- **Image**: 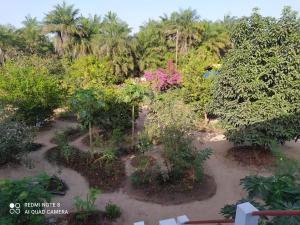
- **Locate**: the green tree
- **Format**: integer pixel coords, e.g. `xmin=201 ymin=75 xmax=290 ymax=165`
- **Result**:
xmin=120 ymin=80 xmax=148 ymax=144
xmin=0 ymin=62 xmax=63 ymax=124
xmin=70 ymin=88 xmax=105 ymax=152
xmin=64 ymin=55 xmax=114 ymax=94
xmin=211 ymin=7 xmax=300 ymax=149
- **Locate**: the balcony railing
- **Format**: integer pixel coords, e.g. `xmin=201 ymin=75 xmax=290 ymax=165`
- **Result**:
xmin=134 ymin=202 xmax=300 ymax=225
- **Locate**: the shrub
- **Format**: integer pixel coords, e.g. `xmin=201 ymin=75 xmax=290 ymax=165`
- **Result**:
xmin=144 ymin=60 xmax=181 ymax=91
xmin=0 ymin=62 xmax=63 ymax=124
xmin=211 ymin=8 xmax=300 ymax=149
xmin=131 ymin=160 xmax=160 ymax=186
xmin=145 ymin=91 xmax=196 ymax=142
xmin=162 ymin=127 xmax=212 ymax=182
xmin=74 ymin=188 xmax=100 ymax=220
xmin=0 ymin=120 xmax=35 ymax=165
xmin=105 ymin=201 xmax=121 ymax=219
xmin=54 ymin=131 xmax=73 ymax=163
xmin=0 ymin=175 xmax=52 ymax=225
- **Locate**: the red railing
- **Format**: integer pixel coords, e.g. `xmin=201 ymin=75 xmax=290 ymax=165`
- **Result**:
xmin=185 ymin=219 xmax=234 ymax=224
xmin=184 ymin=210 xmax=300 ymax=224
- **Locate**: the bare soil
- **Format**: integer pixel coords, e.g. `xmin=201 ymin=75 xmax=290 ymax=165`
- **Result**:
xmin=125 ymin=174 xmax=216 ymax=205
xmin=46 ymin=147 xmax=126 ymax=192
xmin=50 ymin=127 xmax=86 ymax=144
xmin=226 ymin=146 xmax=276 ymax=168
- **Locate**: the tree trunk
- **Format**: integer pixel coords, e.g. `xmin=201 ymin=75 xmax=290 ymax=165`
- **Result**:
xmin=89 ymin=121 xmax=93 ymax=153
xmin=204 ymin=112 xmax=209 ymax=124
xmin=132 ymin=104 xmax=135 ymax=146
xmin=175 ymin=30 xmax=179 ymax=68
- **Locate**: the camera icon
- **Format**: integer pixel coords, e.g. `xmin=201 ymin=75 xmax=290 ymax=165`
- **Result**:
xmin=9 ymin=203 xmax=21 ymax=214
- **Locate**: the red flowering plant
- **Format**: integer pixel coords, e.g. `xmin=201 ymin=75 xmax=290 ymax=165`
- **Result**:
xmin=144 ymin=60 xmax=182 ymax=91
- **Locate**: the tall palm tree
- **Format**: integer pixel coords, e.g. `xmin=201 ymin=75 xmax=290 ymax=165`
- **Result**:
xmin=19 ymin=15 xmax=53 ymax=54
xmin=162 ymin=9 xmax=204 ymax=54
xmin=43 ymin=1 xmax=79 ymax=56
xmin=73 ymin=15 xmax=101 ymax=56
xmin=93 ymin=11 xmax=134 ymax=80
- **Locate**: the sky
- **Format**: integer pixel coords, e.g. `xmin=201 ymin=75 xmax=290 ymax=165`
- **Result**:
xmin=0 ymin=0 xmax=299 ymax=33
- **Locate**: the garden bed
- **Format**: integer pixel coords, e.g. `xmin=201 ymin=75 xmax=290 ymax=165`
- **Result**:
xmin=125 ymin=174 xmax=216 ymax=205
xmin=226 ymin=146 xmax=276 ymax=167
xmin=45 ymin=147 xmax=125 ymax=192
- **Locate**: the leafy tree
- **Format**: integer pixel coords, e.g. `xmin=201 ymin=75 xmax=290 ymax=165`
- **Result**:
xmin=0 ymin=62 xmax=63 ymax=124
xmin=211 ymin=7 xmax=300 ymax=149
xmin=70 ymin=88 xmax=105 ymax=151
xmin=120 ymin=80 xmax=148 ymax=143
xmin=64 ymin=55 xmax=114 ymax=94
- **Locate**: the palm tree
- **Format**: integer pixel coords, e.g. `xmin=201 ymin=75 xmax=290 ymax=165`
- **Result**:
xmin=93 ymin=11 xmax=134 ymax=80
xmin=201 ymin=20 xmax=232 ymax=58
xmin=161 ymin=9 xmax=204 ymax=65
xmin=19 ymin=15 xmax=53 ymax=54
xmin=43 ymin=1 xmax=79 ymax=56
xmin=73 ymin=15 xmax=101 ymax=56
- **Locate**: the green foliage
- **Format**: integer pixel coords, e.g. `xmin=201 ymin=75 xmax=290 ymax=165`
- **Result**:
xmin=105 ymin=201 xmax=121 ymax=219
xmin=55 ymin=131 xmax=73 ymax=163
xmin=0 ymin=62 xmax=63 ymax=124
xmin=162 ymin=127 xmax=212 ymax=181
xmin=221 ymin=173 xmax=300 ymax=225
xmin=64 ymin=55 xmax=114 ymax=94
xmin=180 ymin=47 xmax=219 ymax=116
xmin=131 ymin=159 xmax=160 ymax=186
xmin=137 ymin=131 xmax=152 ymax=154
xmin=0 ymin=175 xmax=52 ymax=225
xmin=0 ymin=120 xmax=35 ymax=165
xmin=70 ymin=87 xmax=105 ymax=127
xmin=94 ymin=86 xmax=133 ymax=131
xmin=74 ymin=188 xmax=100 ymax=219
xmin=212 ymin=7 xmax=300 ymax=149
xmin=145 ymin=91 xmax=196 ymax=141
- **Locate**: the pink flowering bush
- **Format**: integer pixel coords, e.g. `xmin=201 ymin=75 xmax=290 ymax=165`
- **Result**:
xmin=144 ymin=60 xmax=182 ymax=90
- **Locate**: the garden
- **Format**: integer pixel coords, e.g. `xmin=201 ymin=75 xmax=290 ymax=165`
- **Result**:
xmin=0 ymin=2 xmax=299 ymax=225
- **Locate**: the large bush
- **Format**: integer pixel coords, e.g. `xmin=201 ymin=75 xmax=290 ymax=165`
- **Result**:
xmin=0 ymin=62 xmax=63 ymax=124
xmin=0 ymin=119 xmax=35 ymax=165
xmin=211 ymin=7 xmax=300 ymax=149
xmin=0 ymin=175 xmax=52 ymax=225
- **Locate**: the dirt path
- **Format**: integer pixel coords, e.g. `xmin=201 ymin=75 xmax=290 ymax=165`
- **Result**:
xmin=0 ymin=114 xmax=299 ymax=225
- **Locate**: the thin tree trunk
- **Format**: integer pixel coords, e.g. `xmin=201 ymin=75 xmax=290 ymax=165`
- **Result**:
xmin=132 ymin=104 xmax=135 ymax=146
xmin=89 ymin=121 xmax=93 ymax=153
xmin=175 ymin=30 xmax=179 ymax=68
xmin=204 ymin=112 xmax=209 ymax=124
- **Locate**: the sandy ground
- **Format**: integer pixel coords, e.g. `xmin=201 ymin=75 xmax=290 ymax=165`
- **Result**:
xmin=0 ymin=113 xmax=299 ymax=225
